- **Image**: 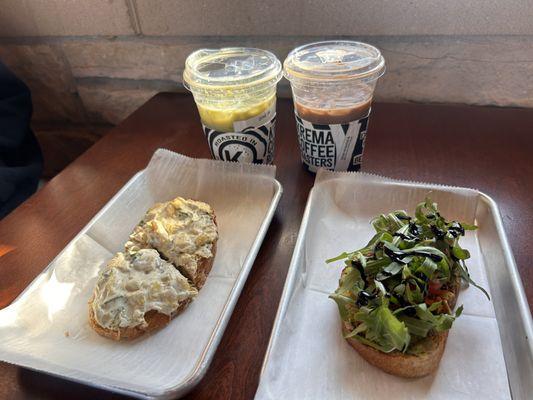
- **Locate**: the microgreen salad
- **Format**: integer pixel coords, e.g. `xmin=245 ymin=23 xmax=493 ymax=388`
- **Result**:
xmin=327 ymin=198 xmax=489 ymax=355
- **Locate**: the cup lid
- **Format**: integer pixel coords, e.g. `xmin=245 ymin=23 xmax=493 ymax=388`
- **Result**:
xmin=284 ymin=41 xmax=385 ymax=83
xmin=183 ymin=47 xmax=282 ymax=91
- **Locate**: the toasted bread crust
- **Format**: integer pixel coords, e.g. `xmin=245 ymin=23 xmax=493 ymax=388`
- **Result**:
xmin=188 ymin=215 xmax=217 ymax=289
xmin=343 ymin=321 xmax=448 ymax=378
xmin=193 ymin=240 xmax=216 ymax=289
xmin=149 ymin=218 xmax=217 ymax=289
xmin=88 ymin=297 xmax=192 ymax=341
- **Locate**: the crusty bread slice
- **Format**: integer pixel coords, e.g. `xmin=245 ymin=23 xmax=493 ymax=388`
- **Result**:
xmin=341 ymin=276 xmax=460 ymax=378
xmin=89 ymin=296 xmax=192 ymax=341
xmin=342 ymin=321 xmax=448 ymax=378
xmin=88 ymin=242 xmax=217 ymax=341
xmin=126 ymin=203 xmax=218 ymax=290
xmin=89 ymin=241 xmax=217 ymax=341
xmin=126 ymin=227 xmax=217 ymax=289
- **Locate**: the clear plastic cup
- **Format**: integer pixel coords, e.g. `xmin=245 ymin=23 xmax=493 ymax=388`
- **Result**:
xmin=183 ymin=48 xmax=282 ymax=164
xmin=284 ymin=41 xmax=385 ymax=172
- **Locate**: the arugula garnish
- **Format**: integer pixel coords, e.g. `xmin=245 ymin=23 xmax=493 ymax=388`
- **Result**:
xmin=328 ymin=198 xmax=489 ymax=354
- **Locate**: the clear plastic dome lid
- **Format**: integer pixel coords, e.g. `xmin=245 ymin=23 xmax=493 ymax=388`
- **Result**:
xmin=284 ymin=41 xmax=385 ymax=83
xmin=183 ymin=47 xmax=282 ymax=91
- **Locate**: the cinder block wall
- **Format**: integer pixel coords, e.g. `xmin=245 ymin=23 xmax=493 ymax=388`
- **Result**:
xmin=1 ymin=0 xmax=532 ymax=176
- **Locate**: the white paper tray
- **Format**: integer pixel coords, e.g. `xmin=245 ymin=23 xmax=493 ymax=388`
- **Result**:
xmin=0 ymin=149 xmax=283 ymax=399
xmin=256 ymin=170 xmax=532 ymax=400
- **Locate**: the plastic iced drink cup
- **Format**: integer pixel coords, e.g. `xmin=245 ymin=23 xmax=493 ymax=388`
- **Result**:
xmin=183 ymin=48 xmax=282 ymax=164
xmin=284 ymin=41 xmax=385 ymax=172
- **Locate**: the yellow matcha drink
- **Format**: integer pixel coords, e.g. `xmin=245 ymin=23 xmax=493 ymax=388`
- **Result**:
xmin=183 ymin=48 xmax=282 ymax=164
xmin=196 ymin=93 xmax=276 ymax=132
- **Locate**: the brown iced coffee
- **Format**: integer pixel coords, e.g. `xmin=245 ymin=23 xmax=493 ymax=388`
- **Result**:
xmin=295 ymin=100 xmax=372 ymax=125
xmin=284 ymin=41 xmax=385 ymax=172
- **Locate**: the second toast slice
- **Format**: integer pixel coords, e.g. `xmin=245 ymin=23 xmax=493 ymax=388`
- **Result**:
xmin=126 ymin=197 xmax=218 ymax=289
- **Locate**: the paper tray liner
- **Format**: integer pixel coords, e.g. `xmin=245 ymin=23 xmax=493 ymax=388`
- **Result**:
xmin=0 ymin=149 xmax=280 ymax=398
xmin=256 ymin=170 xmax=515 ymax=400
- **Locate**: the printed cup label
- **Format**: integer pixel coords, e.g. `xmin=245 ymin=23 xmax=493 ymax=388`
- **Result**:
xmin=203 ymin=103 xmax=276 ymax=164
xmin=295 ymin=111 xmax=369 ymax=172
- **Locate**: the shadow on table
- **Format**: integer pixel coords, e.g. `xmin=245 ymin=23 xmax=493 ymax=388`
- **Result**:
xmin=18 ymin=367 xmax=131 ymax=400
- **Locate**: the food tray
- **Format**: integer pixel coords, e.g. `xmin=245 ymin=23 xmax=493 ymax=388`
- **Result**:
xmin=0 ymin=149 xmax=283 ymax=399
xmin=256 ymin=170 xmax=532 ymax=400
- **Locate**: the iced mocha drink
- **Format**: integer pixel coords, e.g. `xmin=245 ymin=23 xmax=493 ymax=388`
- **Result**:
xmin=284 ymin=41 xmax=385 ymax=172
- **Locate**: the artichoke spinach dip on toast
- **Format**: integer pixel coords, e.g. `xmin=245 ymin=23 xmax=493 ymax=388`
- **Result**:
xmin=89 ymin=196 xmax=218 ymax=341
xmin=328 ymin=198 xmax=489 ymax=378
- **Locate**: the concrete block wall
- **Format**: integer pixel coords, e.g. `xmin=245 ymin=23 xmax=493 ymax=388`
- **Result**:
xmin=0 ymin=0 xmax=532 ymax=176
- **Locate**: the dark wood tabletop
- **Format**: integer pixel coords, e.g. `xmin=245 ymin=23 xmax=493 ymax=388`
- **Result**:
xmin=0 ymin=93 xmax=532 ymax=399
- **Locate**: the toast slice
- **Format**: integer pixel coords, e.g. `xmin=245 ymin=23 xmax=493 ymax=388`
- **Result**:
xmin=89 ymin=249 xmax=198 ymax=341
xmin=126 ymin=197 xmax=218 ymax=289
xmin=342 ymin=321 xmax=448 ymax=378
xmin=341 ymin=275 xmax=461 ymax=378
xmin=329 ymin=200 xmax=484 ymax=379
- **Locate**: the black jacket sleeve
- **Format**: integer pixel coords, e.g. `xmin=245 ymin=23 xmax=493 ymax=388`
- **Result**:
xmin=0 ymin=61 xmax=43 ymax=219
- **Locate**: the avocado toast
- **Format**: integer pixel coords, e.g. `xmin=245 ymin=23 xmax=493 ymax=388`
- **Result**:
xmin=328 ymin=198 xmax=489 ymax=377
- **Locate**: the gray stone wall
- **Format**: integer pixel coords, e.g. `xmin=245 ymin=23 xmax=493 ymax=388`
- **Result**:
xmin=0 ymin=1 xmax=532 ymax=176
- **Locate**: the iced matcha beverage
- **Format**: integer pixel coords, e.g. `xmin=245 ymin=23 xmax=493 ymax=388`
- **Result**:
xmin=183 ymin=48 xmax=282 ymax=164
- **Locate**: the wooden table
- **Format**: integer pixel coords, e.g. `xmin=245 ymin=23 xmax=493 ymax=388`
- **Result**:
xmin=0 ymin=94 xmax=532 ymax=399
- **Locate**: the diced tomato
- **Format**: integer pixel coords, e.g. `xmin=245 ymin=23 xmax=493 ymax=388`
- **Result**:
xmin=425 ymin=296 xmax=441 ymax=306
xmin=428 ymin=280 xmax=447 ymax=296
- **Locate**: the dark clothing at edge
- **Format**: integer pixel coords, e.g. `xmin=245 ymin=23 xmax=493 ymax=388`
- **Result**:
xmin=0 ymin=61 xmax=42 ymax=219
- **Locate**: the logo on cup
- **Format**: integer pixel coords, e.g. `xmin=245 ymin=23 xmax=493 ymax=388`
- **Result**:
xmin=203 ymin=117 xmax=276 ymax=164
xmin=295 ymin=114 xmax=368 ymax=172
